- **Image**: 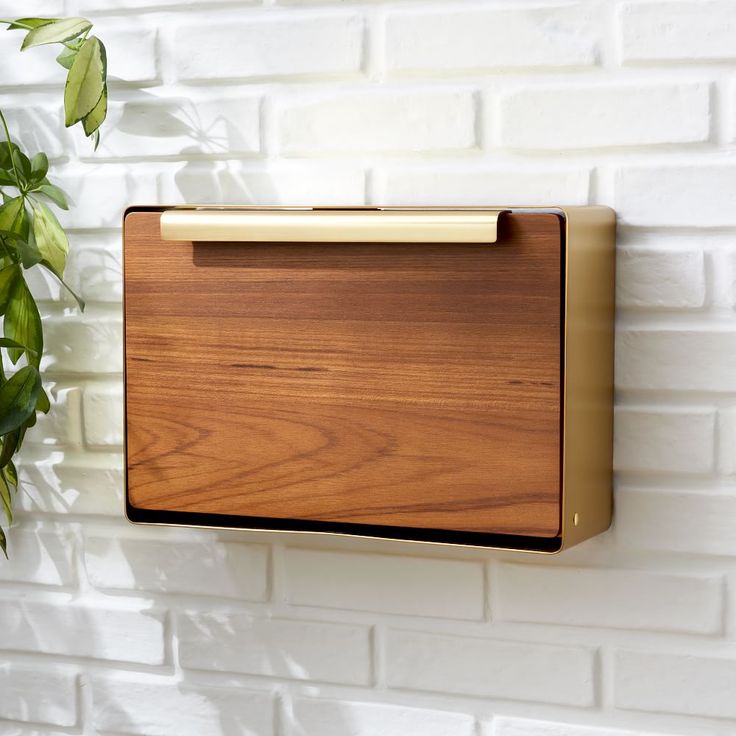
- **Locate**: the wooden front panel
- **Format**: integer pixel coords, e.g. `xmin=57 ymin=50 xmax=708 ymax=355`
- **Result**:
xmin=124 ymin=210 xmax=563 ymax=537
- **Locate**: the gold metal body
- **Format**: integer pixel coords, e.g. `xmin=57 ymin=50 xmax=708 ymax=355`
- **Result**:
xmin=123 ymin=204 xmax=616 ymax=554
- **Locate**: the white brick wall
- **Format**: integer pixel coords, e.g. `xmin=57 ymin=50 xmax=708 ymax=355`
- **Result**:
xmin=0 ymin=0 xmax=735 ymax=734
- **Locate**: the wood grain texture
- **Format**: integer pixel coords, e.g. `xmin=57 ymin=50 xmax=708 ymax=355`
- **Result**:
xmin=124 ymin=210 xmax=563 ymax=537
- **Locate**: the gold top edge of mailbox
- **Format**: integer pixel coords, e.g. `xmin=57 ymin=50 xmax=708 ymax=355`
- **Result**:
xmin=159 ymin=208 xmax=508 ymax=243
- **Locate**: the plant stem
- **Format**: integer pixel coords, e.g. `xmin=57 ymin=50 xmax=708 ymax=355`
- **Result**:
xmin=0 ymin=108 xmax=21 ymax=191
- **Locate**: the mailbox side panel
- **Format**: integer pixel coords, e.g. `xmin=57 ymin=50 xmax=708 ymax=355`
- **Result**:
xmin=559 ymin=206 xmax=616 ymax=549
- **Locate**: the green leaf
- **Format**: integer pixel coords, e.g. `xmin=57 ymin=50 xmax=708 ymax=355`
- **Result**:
xmin=0 ymin=197 xmax=25 ymax=237
xmin=4 ymin=276 xmax=42 ymax=366
xmin=30 ymin=152 xmax=48 ymax=183
xmin=0 ymin=524 xmax=6 ymax=558
xmin=82 ymin=84 xmax=107 ymax=137
xmin=0 ymin=429 xmax=20 ymax=469
xmin=36 ymin=387 xmax=50 ymax=414
xmin=0 ymin=337 xmax=35 ymax=355
xmin=21 ymin=17 xmax=91 ymax=49
xmin=18 ymin=227 xmax=42 ymax=270
xmin=64 ymin=36 xmax=105 ymax=127
xmin=0 ymin=365 xmax=41 ymax=435
xmin=0 ymin=264 xmax=19 ymax=314
xmin=0 ymin=169 xmax=16 ymax=186
xmin=4 ymin=460 xmax=17 ymax=487
xmin=3 ymin=18 xmax=57 ymax=31
xmin=36 ymin=183 xmax=69 ymax=210
xmin=41 ymin=263 xmax=84 ymax=311
xmin=0 ymin=471 xmax=12 ymax=526
xmin=32 ymin=201 xmax=68 ymax=278
xmin=56 ymin=45 xmax=77 ymax=70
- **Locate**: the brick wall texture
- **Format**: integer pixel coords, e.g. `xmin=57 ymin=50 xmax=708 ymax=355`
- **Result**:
xmin=1 ymin=0 xmax=736 ymax=734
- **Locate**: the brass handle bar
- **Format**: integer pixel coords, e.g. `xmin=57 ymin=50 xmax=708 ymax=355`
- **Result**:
xmin=159 ymin=209 xmax=507 ymax=244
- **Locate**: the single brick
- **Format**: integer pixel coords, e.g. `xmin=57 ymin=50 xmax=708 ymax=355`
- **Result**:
xmin=615 ymin=488 xmax=736 ymax=556
xmin=386 ymin=6 xmax=597 ymax=74
xmin=85 ymin=535 xmax=269 ymax=600
xmin=175 ymin=15 xmax=363 ymax=81
xmin=619 ymin=1 xmax=736 ymax=63
xmin=616 ymin=247 xmax=705 ymax=309
xmin=43 ymin=313 xmax=123 ymax=374
xmin=0 ymin=600 xmax=166 ymax=664
xmin=379 ymin=167 xmax=590 ymax=206
xmin=0 ymin=664 xmax=77 ymax=726
xmin=291 ymin=697 xmax=476 ymax=736
xmin=178 ymin=611 xmax=372 ymax=684
xmin=91 ymin=676 xmax=274 ymax=736
xmin=278 ymin=91 xmax=476 ymax=155
xmin=616 ymin=650 xmax=736 ymax=718
xmin=616 ymin=165 xmax=736 ymax=227
xmin=500 ymin=83 xmax=709 ymax=150
xmin=17 ymin=452 xmax=124 ymax=517
xmin=285 ymin=548 xmax=484 ymax=619
xmin=614 ymin=407 xmax=715 ymax=474
xmin=386 ymin=629 xmax=594 ymax=706
xmin=0 ymin=525 xmax=76 ymax=587
xmin=497 ymin=563 xmax=722 ymax=634
xmin=84 ymin=98 xmax=261 ymax=159
xmin=82 ymin=382 xmax=124 ymax=448
xmin=617 ymin=329 xmax=736 ymax=391
xmin=161 ymin=162 xmax=366 ymax=205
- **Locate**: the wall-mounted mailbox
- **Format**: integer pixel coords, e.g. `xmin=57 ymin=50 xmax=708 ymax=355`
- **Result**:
xmin=123 ymin=205 xmax=615 ymax=552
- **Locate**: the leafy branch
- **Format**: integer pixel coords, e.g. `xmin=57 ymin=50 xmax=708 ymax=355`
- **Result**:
xmin=0 ymin=16 xmax=109 ymax=556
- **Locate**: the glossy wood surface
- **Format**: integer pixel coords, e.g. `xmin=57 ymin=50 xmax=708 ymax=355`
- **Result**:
xmin=124 ymin=210 xmax=563 ymax=537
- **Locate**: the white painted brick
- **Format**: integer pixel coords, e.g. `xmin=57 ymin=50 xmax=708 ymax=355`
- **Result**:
xmin=0 ymin=664 xmax=77 ymax=727
xmin=490 ymin=717 xmax=666 ymax=736
xmin=0 ymin=600 xmax=166 ymax=664
xmin=291 ymin=697 xmax=476 ymax=736
xmin=278 ymin=91 xmax=476 ymax=155
xmin=619 ymin=1 xmax=736 ymax=63
xmin=43 ymin=312 xmax=123 ymax=374
xmin=82 ymin=382 xmax=123 ymax=447
xmin=617 ymin=329 xmax=736 ymax=391
xmin=66 ymin=232 xmax=123 ymax=305
xmin=285 ymin=548 xmax=483 ymax=619
xmin=85 ymin=536 xmax=269 ymax=600
xmin=499 ymin=83 xmax=710 ymax=150
xmin=616 ymin=165 xmax=736 ymax=227
xmin=379 ymin=167 xmax=590 ymax=206
xmin=0 ymin=39 xmax=63 ymax=87
xmin=160 ymin=161 xmax=366 ymax=205
xmin=718 ymin=406 xmax=736 ymax=474
xmin=18 ymin=453 xmax=124 ymax=517
xmin=55 ymin=166 xmax=158 ymax=230
xmin=386 ymin=6 xmax=597 ymax=74
xmin=386 ymin=629 xmax=594 ymax=706
xmin=102 ymin=27 xmax=159 ymax=84
xmin=24 ymin=387 xmax=83 ymax=448
xmin=175 ymin=15 xmax=363 ymax=82
xmin=496 ymin=564 xmax=722 ymax=634
xmin=4 ymin=106 xmax=67 ymax=160
xmin=617 ymin=247 xmax=705 ymax=309
xmin=8 ymin=0 xmax=63 ymax=12
xmin=91 ymin=676 xmax=274 ymax=736
xmin=614 ymin=407 xmax=715 ymax=474
xmin=0 ymin=525 xmax=75 ymax=587
xmin=615 ymin=488 xmax=736 ymax=556
xmin=615 ymin=650 xmax=736 ymax=718
xmin=178 ymin=612 xmax=371 ymax=684
xmin=85 ymin=97 xmax=261 ymax=160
